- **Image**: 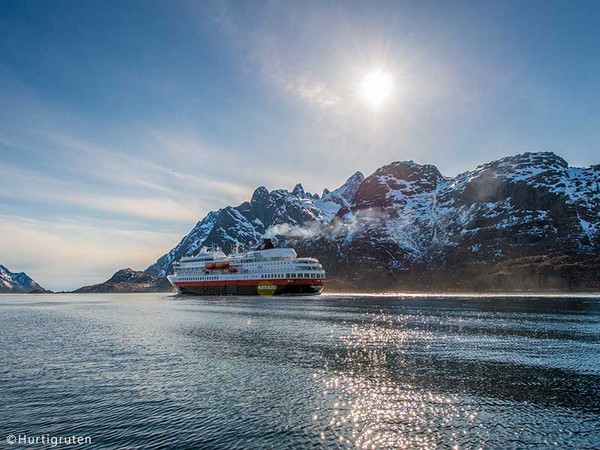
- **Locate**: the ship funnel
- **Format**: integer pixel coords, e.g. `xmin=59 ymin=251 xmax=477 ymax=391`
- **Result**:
xmin=255 ymin=238 xmax=275 ymax=251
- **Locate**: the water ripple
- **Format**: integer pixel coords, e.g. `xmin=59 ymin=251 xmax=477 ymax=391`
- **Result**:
xmin=0 ymin=293 xmax=598 ymax=449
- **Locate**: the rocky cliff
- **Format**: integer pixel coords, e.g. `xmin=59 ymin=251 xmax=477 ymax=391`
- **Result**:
xmin=140 ymin=152 xmax=599 ymax=291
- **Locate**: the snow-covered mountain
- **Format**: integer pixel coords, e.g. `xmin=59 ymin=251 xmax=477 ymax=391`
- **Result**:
xmin=145 ymin=172 xmax=364 ymax=276
xmin=292 ymin=152 xmax=599 ymax=289
xmin=145 ymin=152 xmax=599 ymax=290
xmin=0 ymin=264 xmax=46 ymax=293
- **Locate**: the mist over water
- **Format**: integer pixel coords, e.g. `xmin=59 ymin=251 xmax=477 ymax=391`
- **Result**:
xmin=1 ymin=293 xmax=599 ymax=449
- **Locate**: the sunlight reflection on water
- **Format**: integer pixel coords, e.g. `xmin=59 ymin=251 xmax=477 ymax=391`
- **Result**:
xmin=0 ymin=293 xmax=598 ymax=449
xmin=314 ymin=306 xmax=599 ymax=449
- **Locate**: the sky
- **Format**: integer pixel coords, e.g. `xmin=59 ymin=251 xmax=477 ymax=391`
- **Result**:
xmin=1 ymin=0 xmax=599 ymax=290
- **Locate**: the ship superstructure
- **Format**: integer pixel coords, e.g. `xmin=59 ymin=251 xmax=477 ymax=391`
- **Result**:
xmin=167 ymin=239 xmax=325 ymax=295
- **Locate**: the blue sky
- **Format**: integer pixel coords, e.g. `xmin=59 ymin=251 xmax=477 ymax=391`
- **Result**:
xmin=1 ymin=0 xmax=599 ymax=290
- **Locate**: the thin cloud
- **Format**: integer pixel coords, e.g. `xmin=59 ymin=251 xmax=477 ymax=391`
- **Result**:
xmin=202 ymin=1 xmax=341 ymax=109
xmin=281 ymin=75 xmax=341 ymax=106
xmin=0 ymin=214 xmax=181 ymax=291
xmin=0 ymin=163 xmax=202 ymax=223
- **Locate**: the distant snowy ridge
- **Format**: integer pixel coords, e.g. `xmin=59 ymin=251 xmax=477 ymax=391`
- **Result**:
xmin=0 ymin=264 xmax=46 ymax=293
xmin=145 ymin=152 xmax=599 ymax=290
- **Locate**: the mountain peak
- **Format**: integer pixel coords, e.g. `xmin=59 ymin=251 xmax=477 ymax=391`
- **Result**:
xmin=0 ymin=263 xmax=46 ymax=293
xmin=251 ymin=186 xmax=270 ymax=203
xmin=377 ymin=160 xmax=443 ymax=179
xmin=292 ymin=183 xmax=305 ymax=197
xmin=322 ymin=171 xmax=365 ymax=207
xmin=495 ymin=151 xmax=568 ymax=170
xmin=348 ymin=171 xmax=365 ymax=183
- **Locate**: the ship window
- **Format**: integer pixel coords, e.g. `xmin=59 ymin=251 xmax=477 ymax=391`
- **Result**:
xmin=286 ymin=273 xmax=290 ymax=278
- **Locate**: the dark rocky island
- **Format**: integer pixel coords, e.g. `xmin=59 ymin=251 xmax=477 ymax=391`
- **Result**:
xmin=74 ymin=268 xmax=173 ymax=293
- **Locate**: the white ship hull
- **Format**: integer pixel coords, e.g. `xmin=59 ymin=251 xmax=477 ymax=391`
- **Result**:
xmin=168 ymin=241 xmax=326 ymax=296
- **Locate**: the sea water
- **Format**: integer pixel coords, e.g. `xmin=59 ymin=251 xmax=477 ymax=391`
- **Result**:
xmin=1 ymin=293 xmax=599 ymax=449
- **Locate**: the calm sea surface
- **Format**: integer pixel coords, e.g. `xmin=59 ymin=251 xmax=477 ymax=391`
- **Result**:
xmin=1 ymin=293 xmax=599 ymax=449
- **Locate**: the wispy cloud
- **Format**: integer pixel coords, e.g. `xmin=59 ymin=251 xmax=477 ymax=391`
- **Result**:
xmin=0 ymin=162 xmax=202 ymax=223
xmin=280 ymin=74 xmax=341 ymax=106
xmin=202 ymin=1 xmax=342 ymax=109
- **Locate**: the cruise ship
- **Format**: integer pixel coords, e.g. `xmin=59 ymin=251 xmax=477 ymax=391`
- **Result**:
xmin=167 ymin=239 xmax=325 ymax=296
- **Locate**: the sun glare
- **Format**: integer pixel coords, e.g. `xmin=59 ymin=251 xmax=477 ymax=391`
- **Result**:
xmin=359 ymin=69 xmax=394 ymax=109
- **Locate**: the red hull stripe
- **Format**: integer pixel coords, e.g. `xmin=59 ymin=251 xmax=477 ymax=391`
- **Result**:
xmin=174 ymin=279 xmax=325 ymax=287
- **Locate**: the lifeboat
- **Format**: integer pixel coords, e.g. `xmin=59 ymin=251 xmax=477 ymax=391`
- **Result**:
xmin=205 ymin=263 xmax=216 ymax=270
xmin=228 ymin=267 xmax=238 ymax=273
xmin=215 ymin=262 xmax=230 ymax=269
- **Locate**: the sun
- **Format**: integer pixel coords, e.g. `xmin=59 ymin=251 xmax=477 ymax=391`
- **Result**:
xmin=359 ymin=69 xmax=394 ymax=109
